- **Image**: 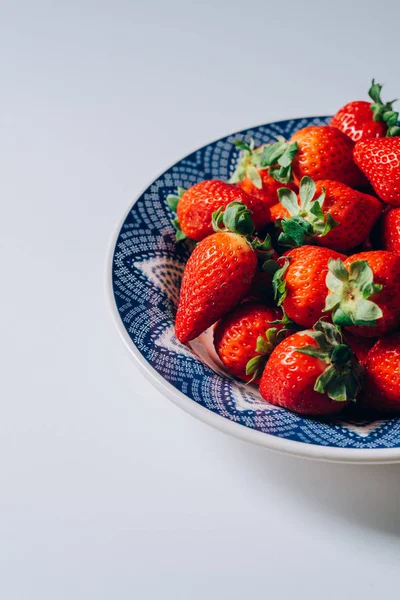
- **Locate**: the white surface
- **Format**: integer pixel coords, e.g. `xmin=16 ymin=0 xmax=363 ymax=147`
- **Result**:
xmin=2 ymin=1 xmax=400 ymax=598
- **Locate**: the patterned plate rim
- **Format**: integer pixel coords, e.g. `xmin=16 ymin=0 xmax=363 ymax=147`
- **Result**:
xmin=106 ymin=116 xmax=400 ymax=464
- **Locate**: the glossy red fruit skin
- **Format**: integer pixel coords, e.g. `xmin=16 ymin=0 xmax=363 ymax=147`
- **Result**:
xmin=363 ymin=333 xmax=400 ymax=413
xmin=238 ymin=171 xmax=298 ymax=208
xmin=214 ymin=302 xmax=283 ymax=383
xmin=381 ymin=208 xmax=400 ymax=255
xmin=290 ymin=126 xmax=367 ymax=189
xmin=343 ymin=334 xmax=375 ymax=366
xmin=281 ymin=246 xmax=346 ymax=328
xmin=177 ymin=180 xmax=270 ymax=241
xmin=313 ymin=180 xmax=382 ymax=252
xmin=270 ymin=202 xmax=290 ymax=222
xmin=353 ymin=138 xmax=400 ymax=206
xmin=175 ymin=232 xmax=257 ymax=343
xmin=330 ymin=101 xmax=387 ymax=142
xmin=259 ymin=331 xmax=349 ymax=415
xmin=343 ymin=251 xmax=400 ymax=338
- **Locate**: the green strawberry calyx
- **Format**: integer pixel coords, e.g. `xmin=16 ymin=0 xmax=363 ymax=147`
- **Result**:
xmin=272 ymin=257 xmax=290 ymax=306
xmin=324 ymin=258 xmax=383 ymax=327
xmin=277 ymin=176 xmax=339 ymax=248
xmin=229 ymin=137 xmax=298 ymax=187
xmin=295 ymin=320 xmax=363 ymax=402
xmin=369 ymin=79 xmax=400 ymax=138
xmin=245 ymin=327 xmax=285 ymax=382
xmin=212 ymin=201 xmax=256 ymax=236
xmin=167 ymin=187 xmax=187 ymax=241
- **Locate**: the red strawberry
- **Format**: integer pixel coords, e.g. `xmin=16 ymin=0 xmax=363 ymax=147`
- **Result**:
xmin=229 ymin=139 xmax=298 ymax=206
xmin=288 ymin=126 xmax=367 ymax=189
xmin=354 ymin=137 xmax=400 ymax=205
xmin=259 ymin=320 xmax=362 ymax=415
xmin=270 ymin=202 xmax=289 ymax=223
xmin=276 ymin=177 xmax=382 ymax=252
xmin=214 ymin=302 xmax=285 ymax=382
xmin=363 ymin=333 xmax=400 ymax=413
xmin=167 ymin=180 xmax=270 ymax=242
xmin=330 ymin=80 xmax=400 ymax=142
xmin=175 ymin=202 xmax=259 ymax=343
xmin=273 ymin=245 xmax=346 ymax=328
xmin=343 ymin=334 xmax=375 ymax=366
xmin=324 ymin=251 xmax=400 ymax=337
xmin=381 ymin=208 xmax=400 ymax=255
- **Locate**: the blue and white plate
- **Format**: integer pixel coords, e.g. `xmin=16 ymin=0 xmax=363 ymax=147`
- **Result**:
xmin=107 ymin=116 xmax=400 ymax=463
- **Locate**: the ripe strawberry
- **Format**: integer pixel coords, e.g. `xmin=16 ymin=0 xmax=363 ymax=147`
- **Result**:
xmin=276 ymin=177 xmax=382 ymax=252
xmin=175 ymin=202 xmax=259 ymax=343
xmin=273 ymin=245 xmax=346 ymax=328
xmin=324 ymin=251 xmax=400 ymax=337
xmin=214 ymin=302 xmax=285 ymax=382
xmin=289 ymin=126 xmax=367 ymax=189
xmin=229 ymin=139 xmax=298 ymax=206
xmin=363 ymin=333 xmax=400 ymax=413
xmin=167 ymin=180 xmax=270 ymax=242
xmin=343 ymin=334 xmax=375 ymax=366
xmin=330 ymin=80 xmax=400 ymax=142
xmin=270 ymin=202 xmax=289 ymax=223
xmin=259 ymin=320 xmax=362 ymax=415
xmin=381 ymin=208 xmax=400 ymax=255
xmin=354 ymin=137 xmax=400 ymax=205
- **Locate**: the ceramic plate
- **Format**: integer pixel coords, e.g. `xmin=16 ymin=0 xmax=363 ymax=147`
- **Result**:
xmin=107 ymin=116 xmax=400 ymax=463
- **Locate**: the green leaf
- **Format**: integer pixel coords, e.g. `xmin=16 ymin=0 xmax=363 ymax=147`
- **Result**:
xmin=349 ymin=260 xmax=374 ymax=289
xmin=262 ymin=259 xmax=280 ymax=275
xmin=167 ymin=194 xmax=180 ymax=212
xmin=331 ymin=344 xmax=352 ymax=366
xmin=247 ymin=165 xmax=262 ymax=189
xmin=278 ymin=188 xmax=299 ymax=215
xmin=332 ymin=307 xmax=354 ymax=327
xmin=321 ymin=213 xmax=339 ymax=236
xmin=388 ymin=125 xmax=400 ymax=137
xmin=272 ymin=258 xmax=290 ymax=305
xmin=383 ymin=110 xmax=399 ymax=127
xmin=171 ymin=218 xmax=187 ymax=241
xmin=177 ymin=187 xmax=186 ymax=198
xmin=245 ymin=355 xmax=267 ymax=382
xmin=296 ymin=345 xmax=330 ymax=362
xmin=328 ymin=258 xmax=349 ymax=282
xmin=278 ymin=142 xmax=298 ymax=168
xmin=212 ymin=207 xmax=225 ymax=232
xmin=314 ymin=365 xmax=338 ymax=394
xmin=324 ymin=292 xmax=341 ymax=312
xmin=278 ymin=217 xmax=312 ymax=248
xmin=234 ymin=139 xmax=251 ymax=152
xmin=326 ymin=376 xmax=348 ymax=402
xmin=261 ymin=141 xmax=287 ymax=166
xmin=299 ymin=176 xmax=316 ymax=209
xmin=309 ymin=200 xmax=324 ymax=220
xmin=354 ymin=299 xmax=383 ymax=324
xmin=369 ymin=79 xmax=383 ymax=104
xmin=252 ymin=234 xmax=272 ymax=252
xmin=314 ymin=319 xmax=342 ymax=345
xmin=256 ymin=335 xmax=270 ymax=354
xmin=265 ymin=327 xmax=277 ymax=344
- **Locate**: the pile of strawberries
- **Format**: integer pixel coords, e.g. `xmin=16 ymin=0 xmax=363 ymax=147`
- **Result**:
xmin=168 ymin=80 xmax=400 ymax=417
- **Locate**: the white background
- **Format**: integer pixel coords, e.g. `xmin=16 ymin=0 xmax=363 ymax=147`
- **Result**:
xmin=2 ymin=1 xmax=400 ymax=598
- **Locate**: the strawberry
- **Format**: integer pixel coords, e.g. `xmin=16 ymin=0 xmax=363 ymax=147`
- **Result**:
xmin=381 ymin=208 xmax=400 ymax=255
xmin=273 ymin=245 xmax=346 ymax=328
xmin=354 ymin=137 xmax=400 ymax=205
xmin=214 ymin=302 xmax=285 ymax=382
xmin=363 ymin=333 xmax=400 ymax=413
xmin=276 ymin=177 xmax=382 ymax=252
xmin=256 ymin=126 xmax=365 ymax=190
xmin=229 ymin=139 xmax=298 ymax=206
xmin=324 ymin=251 xmax=400 ymax=337
xmin=270 ymin=202 xmax=289 ymax=223
xmin=175 ymin=202 xmax=260 ymax=343
xmin=330 ymin=80 xmax=400 ymax=142
xmin=259 ymin=320 xmax=362 ymax=415
xmin=167 ymin=180 xmax=270 ymax=242
xmin=343 ymin=333 xmax=375 ymax=366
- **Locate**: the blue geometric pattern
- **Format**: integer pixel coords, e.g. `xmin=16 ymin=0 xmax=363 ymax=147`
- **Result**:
xmin=112 ymin=116 xmax=400 ymax=449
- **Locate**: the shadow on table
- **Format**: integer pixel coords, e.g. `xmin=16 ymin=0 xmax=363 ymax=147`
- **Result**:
xmin=234 ymin=442 xmax=400 ymax=537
